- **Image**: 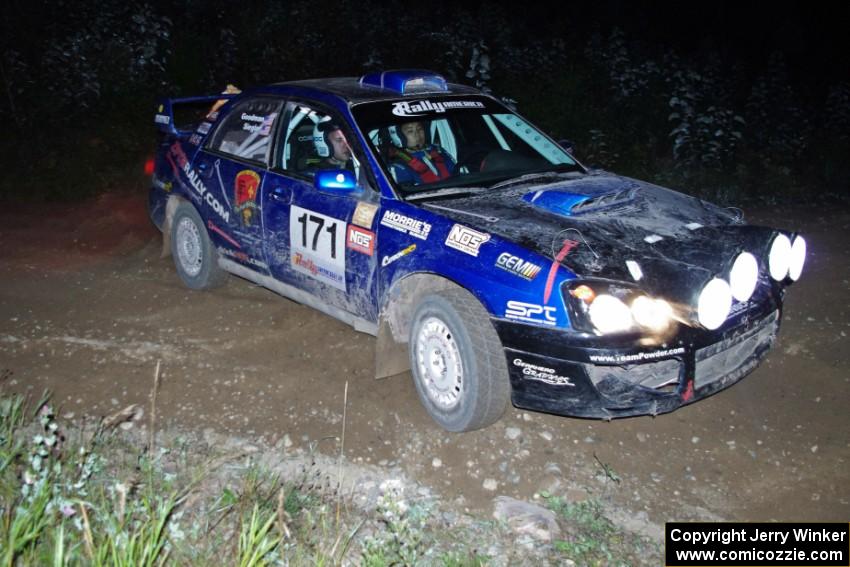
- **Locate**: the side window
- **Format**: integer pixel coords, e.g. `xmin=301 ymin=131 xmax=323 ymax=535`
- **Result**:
xmin=277 ymin=102 xmax=364 ymax=180
xmin=207 ymin=98 xmax=282 ymax=165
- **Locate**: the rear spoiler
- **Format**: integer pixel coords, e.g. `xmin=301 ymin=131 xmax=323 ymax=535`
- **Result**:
xmin=153 ymin=94 xmax=238 ymax=136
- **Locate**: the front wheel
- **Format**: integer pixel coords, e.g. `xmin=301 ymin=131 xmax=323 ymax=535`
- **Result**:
xmin=170 ymin=202 xmax=227 ymax=290
xmin=408 ymin=289 xmax=510 ymax=432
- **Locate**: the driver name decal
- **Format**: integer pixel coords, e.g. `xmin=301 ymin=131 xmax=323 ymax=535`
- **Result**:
xmin=391 ymin=100 xmax=485 ymax=117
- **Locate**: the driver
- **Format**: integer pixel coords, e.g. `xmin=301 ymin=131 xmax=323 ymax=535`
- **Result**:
xmin=389 ymin=121 xmax=455 ymax=185
xmin=315 ymin=122 xmax=354 ymax=171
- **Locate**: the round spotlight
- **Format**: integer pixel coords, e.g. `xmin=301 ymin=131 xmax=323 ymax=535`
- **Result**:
xmin=788 ymin=236 xmax=806 ymax=281
xmin=589 ymin=294 xmax=633 ymax=334
xmin=697 ymin=278 xmax=732 ymax=331
xmin=631 ymin=296 xmax=673 ymax=332
xmin=768 ymin=233 xmax=792 ymax=281
xmin=729 ymin=252 xmax=758 ymax=302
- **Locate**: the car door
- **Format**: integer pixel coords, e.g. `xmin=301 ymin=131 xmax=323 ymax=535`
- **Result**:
xmin=262 ymin=100 xmax=381 ymax=322
xmin=193 ymin=97 xmax=284 ymax=272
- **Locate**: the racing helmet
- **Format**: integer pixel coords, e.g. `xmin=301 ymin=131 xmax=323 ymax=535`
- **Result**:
xmin=313 ymin=119 xmax=343 ymax=158
xmin=394 ymin=120 xmax=432 ymax=149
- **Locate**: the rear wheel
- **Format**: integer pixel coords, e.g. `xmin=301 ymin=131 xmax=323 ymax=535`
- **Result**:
xmin=170 ymin=202 xmax=227 ymax=290
xmin=408 ymin=289 xmax=510 ymax=432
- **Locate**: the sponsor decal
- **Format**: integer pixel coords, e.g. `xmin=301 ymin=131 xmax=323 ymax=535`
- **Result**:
xmin=380 ymin=211 xmax=431 ymax=240
xmin=197 ymin=121 xmax=212 ymax=134
xmin=234 ymin=170 xmax=261 ymax=227
xmin=241 ymin=112 xmax=266 ymax=123
xmin=293 ymin=252 xmax=345 ymax=287
xmin=543 ymin=239 xmax=579 ymax=304
xmin=217 ymin=246 xmax=267 ymax=269
xmin=381 ymin=244 xmax=416 ymax=267
xmin=513 ymin=358 xmax=575 ymax=387
xmin=446 ymin=224 xmax=490 ymax=257
xmin=290 ymin=206 xmax=346 ymax=291
xmin=346 ymin=225 xmax=375 ymax=256
xmin=207 ymin=221 xmax=241 ymax=248
xmin=496 ymin=252 xmax=541 ymax=280
xmin=166 ymin=142 xmax=230 ymax=223
xmin=505 ymin=301 xmax=557 ymax=326
xmin=588 ymin=346 xmax=685 ymax=364
xmin=352 ymin=202 xmax=378 ymax=228
xmin=152 ymin=177 xmax=172 ymax=193
xmin=206 ymin=110 xmax=219 ymax=121
xmin=188 ymin=134 xmax=203 ymax=146
xmin=154 ymin=114 xmax=170 ymax=125
xmin=391 ymin=99 xmax=486 ymax=117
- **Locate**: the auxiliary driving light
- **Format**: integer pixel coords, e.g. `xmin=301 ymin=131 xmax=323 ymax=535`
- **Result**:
xmin=768 ymin=233 xmax=792 ymax=281
xmin=589 ymin=294 xmax=634 ymax=334
xmin=729 ymin=252 xmax=758 ymax=302
xmin=788 ymin=236 xmax=806 ymax=281
xmin=631 ymin=296 xmax=673 ymax=332
xmin=697 ymin=278 xmax=732 ymax=331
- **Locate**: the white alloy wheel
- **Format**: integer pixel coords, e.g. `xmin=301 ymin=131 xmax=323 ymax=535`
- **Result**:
xmin=407 ymin=290 xmax=510 ymax=432
xmin=176 ymin=216 xmax=203 ymax=277
xmin=169 ymin=202 xmax=227 ymax=290
xmin=415 ymin=316 xmax=464 ymax=410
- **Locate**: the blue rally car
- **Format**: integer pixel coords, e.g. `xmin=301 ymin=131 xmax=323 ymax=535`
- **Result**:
xmin=149 ymin=70 xmax=807 ymax=432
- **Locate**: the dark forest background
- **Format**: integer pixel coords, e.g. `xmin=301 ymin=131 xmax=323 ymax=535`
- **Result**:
xmin=1 ymin=0 xmax=848 ymax=203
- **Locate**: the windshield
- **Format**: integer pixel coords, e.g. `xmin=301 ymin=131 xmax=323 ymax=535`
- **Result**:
xmin=351 ymin=96 xmax=581 ymax=199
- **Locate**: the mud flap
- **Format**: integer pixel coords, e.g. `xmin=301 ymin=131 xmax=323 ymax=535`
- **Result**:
xmin=161 ymin=197 xmax=180 ymax=258
xmin=374 ymin=316 xmax=410 ymax=379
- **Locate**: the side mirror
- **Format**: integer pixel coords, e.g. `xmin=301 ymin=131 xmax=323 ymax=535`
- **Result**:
xmin=314 ymin=169 xmax=361 ymax=194
xmin=558 ymin=139 xmax=576 ymax=155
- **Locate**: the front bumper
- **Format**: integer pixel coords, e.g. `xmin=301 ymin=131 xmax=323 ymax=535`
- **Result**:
xmin=493 ymin=298 xmax=781 ymax=419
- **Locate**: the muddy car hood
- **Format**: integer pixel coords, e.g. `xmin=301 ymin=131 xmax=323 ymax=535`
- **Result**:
xmin=421 ymin=172 xmax=775 ymax=307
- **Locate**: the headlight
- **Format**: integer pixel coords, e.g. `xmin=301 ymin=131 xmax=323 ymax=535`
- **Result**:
xmin=697 ymin=278 xmax=732 ymax=330
xmin=565 ymin=281 xmax=674 ymax=335
xmin=588 ymin=294 xmax=634 ymax=334
xmin=729 ymin=252 xmax=758 ymax=302
xmin=768 ymin=233 xmax=792 ymax=281
xmin=631 ymin=296 xmax=672 ymax=332
xmin=788 ymin=236 xmax=806 ymax=281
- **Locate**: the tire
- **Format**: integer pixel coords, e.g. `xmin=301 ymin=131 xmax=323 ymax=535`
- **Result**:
xmin=408 ymin=289 xmax=510 ymax=432
xmin=170 ymin=202 xmax=227 ymax=290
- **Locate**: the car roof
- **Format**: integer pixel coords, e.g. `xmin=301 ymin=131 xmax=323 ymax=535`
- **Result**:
xmin=249 ymin=76 xmax=483 ymax=105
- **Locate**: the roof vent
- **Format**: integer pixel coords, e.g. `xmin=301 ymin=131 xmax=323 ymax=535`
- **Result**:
xmin=359 ymin=70 xmax=448 ymax=94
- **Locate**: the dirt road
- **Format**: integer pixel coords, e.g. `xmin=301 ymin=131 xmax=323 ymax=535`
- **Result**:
xmin=1 ymin=192 xmax=847 ymax=534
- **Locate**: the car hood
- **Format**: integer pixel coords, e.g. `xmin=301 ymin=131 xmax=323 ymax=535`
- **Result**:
xmin=421 ymin=172 xmax=775 ymax=306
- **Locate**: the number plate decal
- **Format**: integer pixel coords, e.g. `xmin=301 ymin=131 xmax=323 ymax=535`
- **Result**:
xmin=289 ymin=205 xmax=347 ymax=291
